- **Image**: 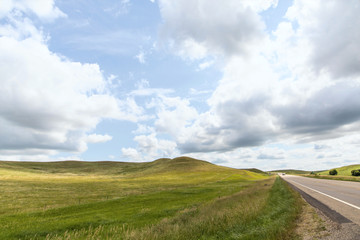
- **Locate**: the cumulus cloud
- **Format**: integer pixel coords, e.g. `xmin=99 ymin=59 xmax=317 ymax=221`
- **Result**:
xmin=152 ymin=0 xmax=360 ymax=161
xmin=158 ymin=0 xmax=274 ymax=59
xmin=121 ymin=133 xmax=178 ymax=161
xmin=121 ymin=147 xmax=143 ymax=162
xmin=85 ymin=134 xmax=113 ymax=144
xmin=286 ymin=0 xmax=360 ymax=78
xmin=0 ymin=2 xmax=144 ymax=159
xmin=153 ymin=96 xmax=198 ymax=138
xmin=0 ymin=0 xmax=66 ymax=20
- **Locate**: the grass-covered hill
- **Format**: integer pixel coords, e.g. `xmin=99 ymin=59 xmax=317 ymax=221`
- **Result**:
xmin=0 ymin=156 xmax=261 ymax=178
xmin=317 ymin=164 xmax=360 ymax=176
xmin=0 ymin=157 xmax=303 ymax=240
xmin=241 ymin=168 xmax=267 ymax=174
xmin=270 ymin=169 xmax=310 ymax=175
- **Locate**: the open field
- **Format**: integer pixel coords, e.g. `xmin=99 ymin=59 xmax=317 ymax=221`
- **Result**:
xmin=317 ymin=164 xmax=360 ymax=176
xmin=270 ymin=169 xmax=310 ymax=175
xmin=241 ymin=168 xmax=267 ymax=174
xmin=0 ymin=157 xmax=303 ymax=239
xmin=303 ymin=164 xmax=360 ymax=182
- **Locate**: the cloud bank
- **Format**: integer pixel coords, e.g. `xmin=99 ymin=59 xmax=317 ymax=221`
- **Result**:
xmin=0 ymin=0 xmax=144 ymax=160
xmin=126 ymin=0 xmax=360 ymax=168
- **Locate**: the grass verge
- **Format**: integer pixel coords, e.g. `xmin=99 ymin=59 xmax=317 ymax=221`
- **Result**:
xmin=304 ymin=174 xmax=360 ymax=182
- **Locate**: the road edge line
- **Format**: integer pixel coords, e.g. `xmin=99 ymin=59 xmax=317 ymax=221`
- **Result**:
xmin=284 ymin=179 xmax=351 ymax=224
xmin=289 ymin=179 xmax=360 ymax=211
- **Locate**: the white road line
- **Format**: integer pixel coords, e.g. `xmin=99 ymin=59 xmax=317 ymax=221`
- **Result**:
xmin=289 ymin=179 xmax=360 ymax=211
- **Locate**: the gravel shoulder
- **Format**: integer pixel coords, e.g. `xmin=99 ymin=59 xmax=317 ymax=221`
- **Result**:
xmin=287 ymin=177 xmax=360 ymax=240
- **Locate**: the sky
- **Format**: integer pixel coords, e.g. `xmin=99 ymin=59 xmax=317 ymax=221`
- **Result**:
xmin=1 ymin=0 xmax=360 ymax=171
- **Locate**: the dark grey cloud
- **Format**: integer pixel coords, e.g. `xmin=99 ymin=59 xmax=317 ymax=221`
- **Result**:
xmin=179 ymin=96 xmax=274 ymax=153
xmin=0 ymin=118 xmax=83 ymax=152
xmin=180 ymin=81 xmax=360 ymax=154
xmin=274 ymin=83 xmax=360 ymax=136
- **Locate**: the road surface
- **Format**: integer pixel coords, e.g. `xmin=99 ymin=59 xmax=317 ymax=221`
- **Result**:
xmin=282 ymin=175 xmax=360 ymax=226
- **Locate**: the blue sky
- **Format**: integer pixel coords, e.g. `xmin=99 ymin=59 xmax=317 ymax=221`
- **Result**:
xmin=1 ymin=0 xmax=360 ymax=170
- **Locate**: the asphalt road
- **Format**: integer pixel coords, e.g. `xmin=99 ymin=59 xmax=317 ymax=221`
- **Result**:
xmin=282 ymin=175 xmax=360 ymax=226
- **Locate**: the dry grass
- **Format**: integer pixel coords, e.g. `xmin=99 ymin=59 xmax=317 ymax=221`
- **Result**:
xmin=295 ymin=200 xmax=331 ymax=240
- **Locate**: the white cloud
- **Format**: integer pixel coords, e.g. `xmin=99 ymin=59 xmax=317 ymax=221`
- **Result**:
xmin=158 ymin=0 xmax=271 ymax=60
xmin=189 ymin=88 xmax=211 ymax=95
xmin=0 ymin=3 xmax=145 ymax=159
xmin=285 ymin=0 xmax=360 ymax=78
xmin=197 ymin=60 xmax=214 ymax=71
xmin=152 ymin=96 xmax=199 ymax=138
xmin=120 ymin=0 xmax=360 ymax=170
xmin=85 ymin=134 xmax=113 ymax=144
xmin=130 ymin=79 xmax=174 ymax=97
xmin=0 ymin=0 xmax=66 ymax=20
xmin=121 ymin=147 xmax=143 ymax=162
xmin=121 ymin=133 xmax=178 ymax=161
xmin=241 ymin=0 xmax=278 ymax=12
xmin=151 ymin=0 xmax=360 ymax=172
xmin=135 ymin=50 xmax=146 ymax=64
xmin=132 ymin=124 xmax=155 ymax=135
xmin=104 ymin=0 xmax=131 ymax=16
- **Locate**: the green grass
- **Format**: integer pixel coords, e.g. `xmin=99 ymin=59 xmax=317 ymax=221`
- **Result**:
xmin=306 ymin=174 xmax=360 ymax=182
xmin=316 ymin=164 xmax=360 ymax=176
xmin=270 ymin=169 xmax=310 ymax=175
xmin=304 ymin=164 xmax=360 ymax=182
xmin=241 ymin=168 xmax=267 ymax=175
xmin=0 ymin=157 xmax=302 ymax=239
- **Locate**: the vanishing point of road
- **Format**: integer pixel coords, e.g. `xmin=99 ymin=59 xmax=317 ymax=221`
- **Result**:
xmin=282 ymin=175 xmax=360 ymax=226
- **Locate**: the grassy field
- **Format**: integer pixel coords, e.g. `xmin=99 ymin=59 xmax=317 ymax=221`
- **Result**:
xmin=241 ymin=168 xmax=267 ymax=174
xmin=270 ymin=169 xmax=310 ymax=175
xmin=316 ymin=164 xmax=360 ymax=176
xmin=303 ymin=164 xmax=360 ymax=182
xmin=0 ymin=157 xmax=302 ymax=239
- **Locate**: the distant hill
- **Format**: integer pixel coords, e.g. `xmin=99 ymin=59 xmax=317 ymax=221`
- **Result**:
xmin=270 ymin=169 xmax=310 ymax=175
xmin=241 ymin=168 xmax=267 ymax=174
xmin=0 ymin=157 xmax=265 ymax=179
xmin=317 ymin=164 xmax=360 ymax=176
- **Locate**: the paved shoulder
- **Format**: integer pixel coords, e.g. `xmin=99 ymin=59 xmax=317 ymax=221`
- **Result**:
xmin=282 ymin=175 xmax=360 ymax=240
xmin=282 ymin=175 xmax=360 ymax=226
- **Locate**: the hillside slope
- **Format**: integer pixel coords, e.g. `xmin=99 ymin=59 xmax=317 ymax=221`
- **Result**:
xmin=317 ymin=164 xmax=360 ymax=176
xmin=242 ymin=168 xmax=267 ymax=174
xmin=0 ymin=156 xmax=263 ymax=179
xmin=270 ymin=169 xmax=310 ymax=175
xmin=0 ymin=156 xmax=272 ymax=239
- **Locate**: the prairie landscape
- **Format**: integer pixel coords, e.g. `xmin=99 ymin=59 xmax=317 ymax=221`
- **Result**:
xmin=0 ymin=157 xmax=302 ymax=239
xmin=2 ymin=0 xmax=360 ymax=238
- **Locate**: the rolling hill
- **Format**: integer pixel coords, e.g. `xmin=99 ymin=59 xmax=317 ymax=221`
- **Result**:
xmin=317 ymin=164 xmax=360 ymax=176
xmin=0 ymin=157 xmax=305 ymax=240
xmin=270 ymin=169 xmax=310 ymax=175
xmin=241 ymin=168 xmax=267 ymax=174
xmin=0 ymin=156 xmax=262 ymax=178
